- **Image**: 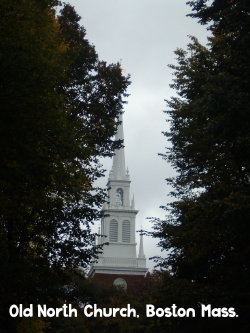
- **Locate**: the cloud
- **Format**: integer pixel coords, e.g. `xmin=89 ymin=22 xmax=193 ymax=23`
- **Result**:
xmin=69 ymin=0 xmax=209 ymax=270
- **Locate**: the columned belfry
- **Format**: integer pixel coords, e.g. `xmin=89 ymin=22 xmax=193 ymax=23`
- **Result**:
xmin=88 ymin=115 xmax=148 ymax=289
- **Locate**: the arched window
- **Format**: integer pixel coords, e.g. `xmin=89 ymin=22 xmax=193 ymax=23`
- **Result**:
xmin=115 ymin=188 xmax=123 ymax=206
xmin=122 ymin=220 xmax=130 ymax=243
xmin=109 ymin=219 xmax=118 ymax=242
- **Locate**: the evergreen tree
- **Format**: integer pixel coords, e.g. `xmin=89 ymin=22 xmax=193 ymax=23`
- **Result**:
xmin=151 ymin=0 xmax=249 ymax=329
xmin=0 ymin=1 xmax=129 ymax=331
xmin=0 ymin=0 xmax=129 ymax=269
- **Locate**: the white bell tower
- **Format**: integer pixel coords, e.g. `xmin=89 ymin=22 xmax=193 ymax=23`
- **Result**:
xmin=88 ymin=115 xmax=148 ymax=288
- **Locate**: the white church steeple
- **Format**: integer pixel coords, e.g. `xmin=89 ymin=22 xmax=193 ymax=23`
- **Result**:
xmin=109 ymin=114 xmax=128 ymax=181
xmin=88 ymin=114 xmax=148 ymax=288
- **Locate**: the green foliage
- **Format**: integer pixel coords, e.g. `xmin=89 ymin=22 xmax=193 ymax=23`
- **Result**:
xmin=0 ymin=0 xmax=129 ymax=267
xmin=150 ymin=0 xmax=250 ymax=329
xmin=0 ymin=0 xmax=129 ymax=331
xmin=16 ymin=317 xmax=49 ymax=333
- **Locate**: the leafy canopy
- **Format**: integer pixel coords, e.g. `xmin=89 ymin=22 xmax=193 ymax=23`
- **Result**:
xmin=151 ymin=0 xmax=250 ymax=291
xmin=0 ymin=2 xmax=130 ymax=330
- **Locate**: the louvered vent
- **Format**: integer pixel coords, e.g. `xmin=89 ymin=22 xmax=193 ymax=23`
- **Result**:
xmin=109 ymin=219 xmax=118 ymax=242
xmin=122 ymin=220 xmax=130 ymax=243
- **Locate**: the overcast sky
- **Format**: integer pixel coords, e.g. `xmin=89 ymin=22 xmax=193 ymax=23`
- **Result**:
xmin=68 ymin=0 xmax=209 ymax=270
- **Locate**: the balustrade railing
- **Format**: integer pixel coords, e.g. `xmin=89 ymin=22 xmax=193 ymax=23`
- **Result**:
xmin=97 ymin=256 xmax=138 ymax=267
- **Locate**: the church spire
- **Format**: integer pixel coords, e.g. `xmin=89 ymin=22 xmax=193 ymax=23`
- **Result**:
xmin=138 ymin=229 xmax=145 ymax=259
xmin=88 ymin=113 xmax=148 ymax=283
xmin=109 ymin=114 xmax=128 ymax=180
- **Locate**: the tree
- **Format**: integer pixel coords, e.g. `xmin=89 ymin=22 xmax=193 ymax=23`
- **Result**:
xmin=0 ymin=0 xmax=129 ymax=330
xmin=0 ymin=0 xmax=129 ymax=268
xmin=151 ymin=0 xmax=250 ymax=329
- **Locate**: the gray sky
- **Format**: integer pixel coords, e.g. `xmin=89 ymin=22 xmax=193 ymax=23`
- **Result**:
xmin=68 ymin=0 xmax=209 ymax=270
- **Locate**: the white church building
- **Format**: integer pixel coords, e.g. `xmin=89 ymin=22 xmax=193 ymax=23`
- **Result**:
xmin=88 ymin=115 xmax=148 ymax=290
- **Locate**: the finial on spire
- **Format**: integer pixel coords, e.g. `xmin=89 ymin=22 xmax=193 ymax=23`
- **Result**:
xmin=109 ymin=113 xmax=127 ymax=180
xmin=138 ymin=229 xmax=145 ymax=259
